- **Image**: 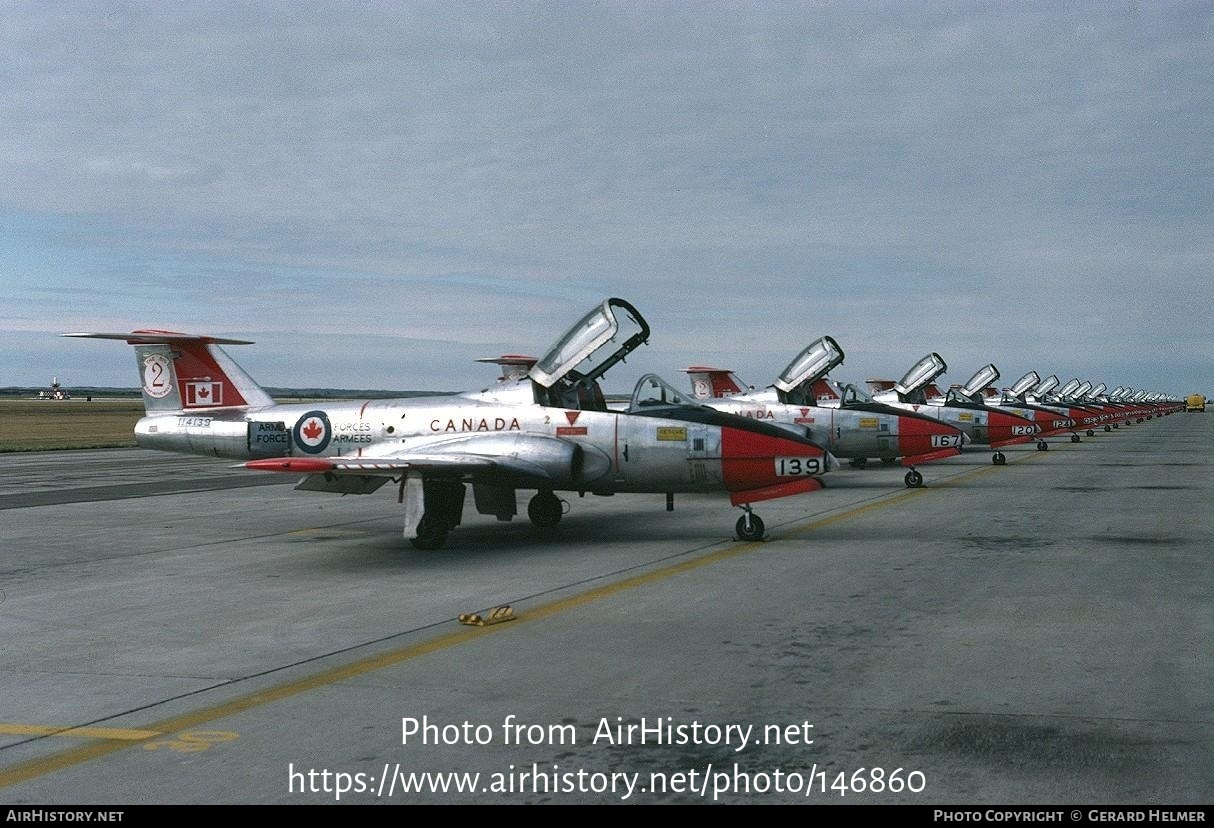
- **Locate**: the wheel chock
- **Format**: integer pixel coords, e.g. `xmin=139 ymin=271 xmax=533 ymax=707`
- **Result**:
xmin=459 ymin=605 xmax=516 ymax=627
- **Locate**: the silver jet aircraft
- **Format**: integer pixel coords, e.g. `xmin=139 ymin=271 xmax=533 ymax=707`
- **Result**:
xmin=866 ymin=353 xmax=1040 ymax=465
xmin=947 ymin=365 xmax=1080 ymax=447
xmin=68 ymin=298 xmax=833 ymax=547
xmin=683 ymin=337 xmax=964 ymax=488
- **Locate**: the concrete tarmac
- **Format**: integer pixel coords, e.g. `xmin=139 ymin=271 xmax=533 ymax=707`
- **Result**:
xmin=0 ymin=414 xmax=1209 ymax=804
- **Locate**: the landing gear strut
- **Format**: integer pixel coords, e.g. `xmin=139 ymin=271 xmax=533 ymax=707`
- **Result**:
xmin=527 ymin=490 xmax=565 ymax=529
xmin=408 ymin=479 xmax=466 ymax=550
xmin=411 ymin=514 xmax=448 ymax=550
xmin=992 ymin=451 xmax=1006 ymax=465
xmin=735 ymin=506 xmax=765 ymax=541
xmin=904 ymin=468 xmax=924 ymax=488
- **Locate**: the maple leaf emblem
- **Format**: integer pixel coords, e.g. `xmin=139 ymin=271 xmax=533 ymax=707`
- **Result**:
xmin=197 ymin=386 xmax=210 ymax=399
xmin=302 ymin=419 xmax=323 ymax=440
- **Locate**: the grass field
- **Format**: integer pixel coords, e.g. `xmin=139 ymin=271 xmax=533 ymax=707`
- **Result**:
xmin=0 ymin=399 xmax=143 ymax=451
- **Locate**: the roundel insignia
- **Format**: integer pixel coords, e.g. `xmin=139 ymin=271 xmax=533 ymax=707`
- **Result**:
xmin=294 ymin=410 xmax=331 ymax=454
xmin=693 ymin=378 xmax=710 ymax=398
xmin=142 ymin=353 xmax=173 ymax=399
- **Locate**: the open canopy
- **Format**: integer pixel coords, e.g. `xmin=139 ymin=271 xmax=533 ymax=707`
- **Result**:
xmin=529 ymin=298 xmax=650 ymax=389
xmin=773 ymin=336 xmax=845 ymax=394
xmin=895 ymin=353 xmax=947 ymax=396
xmin=961 ymin=364 xmax=1000 ymax=398
xmin=1010 ymin=371 xmax=1039 ymax=397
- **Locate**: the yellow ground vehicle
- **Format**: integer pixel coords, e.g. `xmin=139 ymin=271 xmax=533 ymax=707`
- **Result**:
xmin=1187 ymin=393 xmax=1207 ymax=412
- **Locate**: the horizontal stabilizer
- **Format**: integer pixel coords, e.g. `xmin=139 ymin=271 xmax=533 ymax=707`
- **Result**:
xmin=63 ymin=330 xmax=255 ymax=345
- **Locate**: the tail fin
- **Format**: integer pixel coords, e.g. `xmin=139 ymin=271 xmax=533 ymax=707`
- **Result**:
xmin=810 ymin=378 xmax=841 ymax=404
xmin=684 ymin=366 xmax=746 ymax=399
xmin=63 ymin=330 xmax=274 ymax=413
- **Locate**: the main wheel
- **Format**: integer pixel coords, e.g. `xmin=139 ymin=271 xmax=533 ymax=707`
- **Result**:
xmin=1036 ymin=440 xmax=1049 ymax=451
xmin=527 ymin=491 xmax=563 ymax=528
xmin=1071 ymin=434 xmax=1081 ymax=443
xmin=735 ymin=514 xmax=765 ymax=541
xmin=410 ymin=514 xmax=448 ymax=550
xmin=904 ymin=469 xmax=924 ymax=488
xmin=992 ymin=452 xmax=1006 ymax=465
xmin=1088 ymin=429 xmax=1096 ymax=437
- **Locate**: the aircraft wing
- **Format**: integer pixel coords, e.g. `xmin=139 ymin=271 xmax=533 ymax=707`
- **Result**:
xmin=241 ymin=432 xmax=610 ymax=491
xmin=244 ymin=453 xmax=567 ymax=483
xmin=244 ymin=455 xmax=496 ymax=475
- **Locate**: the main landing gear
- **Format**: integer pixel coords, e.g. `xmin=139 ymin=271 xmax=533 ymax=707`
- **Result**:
xmin=904 ymin=468 xmax=924 ymax=488
xmin=1071 ymin=434 xmax=1082 ymax=443
xmin=527 ymin=490 xmax=565 ymax=529
xmin=992 ymin=452 xmax=1007 ymax=465
xmin=735 ymin=506 xmax=765 ymax=542
xmin=1036 ymin=440 xmax=1049 ymax=451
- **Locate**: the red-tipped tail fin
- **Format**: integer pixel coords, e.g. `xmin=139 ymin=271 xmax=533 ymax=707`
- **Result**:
xmin=684 ymin=366 xmax=746 ymax=399
xmin=63 ymin=330 xmax=274 ymax=413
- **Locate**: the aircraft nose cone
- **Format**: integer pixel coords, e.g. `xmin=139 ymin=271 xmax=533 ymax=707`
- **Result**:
xmin=1033 ymin=409 xmax=1073 ymax=436
xmin=720 ymin=425 xmax=827 ymax=491
xmin=987 ymin=410 xmax=1039 ymax=447
xmin=895 ymin=414 xmax=964 ymax=462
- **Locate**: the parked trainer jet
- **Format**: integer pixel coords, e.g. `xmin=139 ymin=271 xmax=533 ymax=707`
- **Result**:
xmin=67 ymin=299 xmax=833 ymax=547
xmin=866 ymin=354 xmax=1039 ymax=465
xmin=947 ymin=365 xmax=1079 ymax=446
xmin=683 ymin=337 xmax=964 ymax=488
xmin=1030 ymin=376 xmax=1116 ymax=433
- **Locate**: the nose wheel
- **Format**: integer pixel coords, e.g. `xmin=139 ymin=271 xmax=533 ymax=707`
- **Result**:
xmin=904 ymin=468 xmax=924 ymax=488
xmin=1071 ymin=434 xmax=1081 ymax=443
xmin=735 ymin=507 xmax=765 ymax=542
xmin=1036 ymin=440 xmax=1049 ymax=451
xmin=992 ymin=452 xmax=1006 ymax=465
xmin=1088 ymin=429 xmax=1096 ymax=436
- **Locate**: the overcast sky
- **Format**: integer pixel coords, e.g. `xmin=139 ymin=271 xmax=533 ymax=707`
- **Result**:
xmin=2 ymin=2 xmax=1210 ymax=396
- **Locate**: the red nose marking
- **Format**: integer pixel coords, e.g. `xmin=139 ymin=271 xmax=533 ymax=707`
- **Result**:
xmin=896 ymin=415 xmax=962 ymax=464
xmin=987 ymin=411 xmax=1039 ymax=448
xmin=720 ymin=427 xmax=825 ymax=492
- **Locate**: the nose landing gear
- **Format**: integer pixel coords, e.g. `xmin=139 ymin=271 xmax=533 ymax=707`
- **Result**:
xmin=735 ymin=506 xmax=766 ymax=542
